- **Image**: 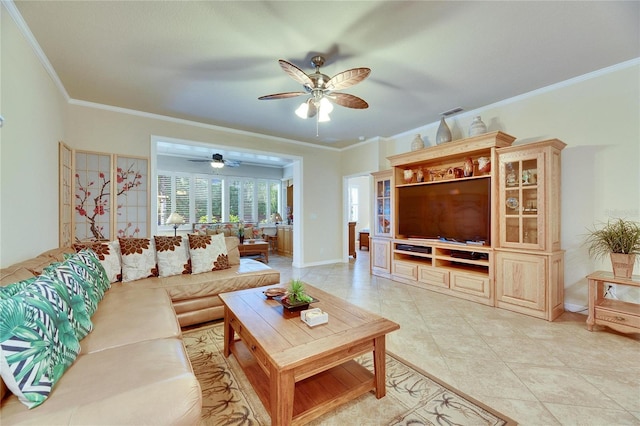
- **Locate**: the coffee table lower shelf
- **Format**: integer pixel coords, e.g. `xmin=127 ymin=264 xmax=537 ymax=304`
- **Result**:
xmin=230 ymin=339 xmax=375 ymax=425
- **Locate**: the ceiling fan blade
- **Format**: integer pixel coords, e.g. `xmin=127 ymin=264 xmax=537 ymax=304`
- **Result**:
xmin=327 ymin=67 xmax=371 ymax=91
xmin=330 ymin=92 xmax=369 ymax=109
xmin=188 ymin=159 xmax=212 ymax=162
xmin=258 ymin=92 xmax=307 ymax=100
xmin=278 ymin=60 xmax=313 ymax=87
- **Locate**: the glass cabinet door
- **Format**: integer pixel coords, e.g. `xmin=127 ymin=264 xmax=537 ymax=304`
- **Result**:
xmin=499 ymin=152 xmax=544 ymax=249
xmin=374 ymin=174 xmax=392 ymax=237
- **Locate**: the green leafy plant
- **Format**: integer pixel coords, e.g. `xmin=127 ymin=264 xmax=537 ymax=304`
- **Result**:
xmin=584 ymin=218 xmax=640 ymax=259
xmin=285 ymin=279 xmax=312 ymax=304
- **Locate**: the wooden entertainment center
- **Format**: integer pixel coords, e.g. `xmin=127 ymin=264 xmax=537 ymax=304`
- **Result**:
xmin=370 ymin=131 xmax=566 ymax=321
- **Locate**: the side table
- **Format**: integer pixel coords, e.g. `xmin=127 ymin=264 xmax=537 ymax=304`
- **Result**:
xmin=586 ymin=271 xmax=640 ymax=334
xmin=359 ymin=230 xmax=370 ymax=250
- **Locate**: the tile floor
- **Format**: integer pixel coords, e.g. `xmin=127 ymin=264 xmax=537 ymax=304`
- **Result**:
xmin=266 ymin=250 xmax=640 ymax=425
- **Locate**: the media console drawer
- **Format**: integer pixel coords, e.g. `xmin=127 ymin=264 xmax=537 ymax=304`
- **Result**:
xmin=393 ymin=260 xmax=417 ymax=280
xmin=418 ymin=266 xmax=449 ymax=288
xmin=450 ymin=271 xmax=490 ymax=298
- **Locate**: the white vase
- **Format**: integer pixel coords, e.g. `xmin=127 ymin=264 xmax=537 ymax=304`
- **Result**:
xmin=436 ymin=117 xmax=452 ymax=145
xmin=469 ymin=116 xmax=487 ymax=137
xmin=411 ymin=134 xmax=424 ymax=151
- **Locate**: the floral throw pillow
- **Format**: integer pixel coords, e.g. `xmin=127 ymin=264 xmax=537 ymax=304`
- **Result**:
xmin=154 ymin=236 xmax=190 ymax=277
xmin=0 ymin=278 xmax=81 ymax=408
xmin=188 ymin=233 xmax=230 ymax=274
xmin=73 ymin=240 xmax=122 ymax=283
xmin=118 ymin=238 xmax=158 ymax=282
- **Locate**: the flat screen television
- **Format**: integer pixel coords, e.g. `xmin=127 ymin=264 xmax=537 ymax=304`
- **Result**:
xmin=397 ymin=178 xmax=491 ymax=244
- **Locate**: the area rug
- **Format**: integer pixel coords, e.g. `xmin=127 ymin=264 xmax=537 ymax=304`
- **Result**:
xmin=183 ymin=322 xmax=517 ymax=426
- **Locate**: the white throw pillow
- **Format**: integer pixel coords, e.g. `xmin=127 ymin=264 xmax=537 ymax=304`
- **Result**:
xmin=188 ymin=233 xmax=230 ymax=274
xmin=154 ymin=236 xmax=190 ymax=277
xmin=118 ymin=237 xmax=158 ymax=282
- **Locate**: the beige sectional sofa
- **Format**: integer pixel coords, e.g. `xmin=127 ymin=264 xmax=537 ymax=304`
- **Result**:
xmin=0 ymin=235 xmax=280 ymax=424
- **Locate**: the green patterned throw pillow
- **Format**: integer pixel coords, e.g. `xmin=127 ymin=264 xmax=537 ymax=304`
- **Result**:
xmin=1 ymin=275 xmax=93 ymax=340
xmin=44 ymin=261 xmax=99 ymax=318
xmin=0 ymin=279 xmax=81 ymax=408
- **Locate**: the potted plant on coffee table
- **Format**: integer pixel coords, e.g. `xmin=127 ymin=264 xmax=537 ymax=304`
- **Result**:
xmin=280 ymin=279 xmax=315 ymax=312
xmin=585 ymin=218 xmax=640 ymax=278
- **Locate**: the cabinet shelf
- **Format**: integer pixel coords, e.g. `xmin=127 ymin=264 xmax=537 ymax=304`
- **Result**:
xmin=396 ymin=174 xmax=490 ymax=188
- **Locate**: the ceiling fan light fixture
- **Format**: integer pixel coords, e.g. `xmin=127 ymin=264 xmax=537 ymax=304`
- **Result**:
xmin=295 ymin=101 xmax=309 ymax=119
xmin=318 ymin=109 xmax=331 ymax=123
xmin=210 ymin=153 xmax=225 ymax=168
xmin=319 ymin=97 xmax=333 ymax=113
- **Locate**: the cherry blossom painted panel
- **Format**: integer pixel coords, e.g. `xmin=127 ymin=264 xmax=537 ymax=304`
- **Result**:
xmin=59 ymin=142 xmax=73 ymax=247
xmin=74 ymin=151 xmax=112 ymax=241
xmin=115 ymin=156 xmax=149 ymax=238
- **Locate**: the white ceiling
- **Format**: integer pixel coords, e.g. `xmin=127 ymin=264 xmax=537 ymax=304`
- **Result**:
xmin=11 ymin=0 xmax=640 ymax=154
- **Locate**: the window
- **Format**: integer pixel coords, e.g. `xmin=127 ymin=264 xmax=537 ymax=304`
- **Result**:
xmin=349 ymin=187 xmax=359 ymax=222
xmin=157 ymin=172 xmax=281 ymax=227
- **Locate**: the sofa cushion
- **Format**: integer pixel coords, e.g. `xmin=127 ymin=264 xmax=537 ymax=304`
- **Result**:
xmin=154 ymin=236 xmax=190 ymax=277
xmin=37 ymin=247 xmax=76 ymax=262
xmin=188 ymin=233 xmax=230 ymax=274
xmin=0 ymin=338 xmax=202 ymax=425
xmin=0 ymin=278 xmax=81 ymax=408
xmin=73 ymin=241 xmax=122 ymax=283
xmin=80 ymin=287 xmax=181 ymax=354
xmin=118 ymin=237 xmax=158 ymax=282
xmin=122 ymin=258 xmax=279 ymax=302
xmin=225 ymin=236 xmax=240 ymax=266
xmin=0 ymin=267 xmax=35 ymax=286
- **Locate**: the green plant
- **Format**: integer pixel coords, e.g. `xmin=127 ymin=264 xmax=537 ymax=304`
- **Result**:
xmin=286 ymin=279 xmax=312 ymax=304
xmin=584 ymin=218 xmax=640 ymax=259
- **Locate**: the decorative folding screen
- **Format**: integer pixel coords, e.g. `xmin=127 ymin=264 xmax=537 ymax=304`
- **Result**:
xmin=69 ymin=150 xmax=149 ymax=242
xmin=59 ymin=142 xmax=73 ymax=247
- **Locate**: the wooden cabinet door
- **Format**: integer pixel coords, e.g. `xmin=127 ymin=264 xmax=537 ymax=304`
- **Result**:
xmin=277 ymin=227 xmax=285 ymax=253
xmin=371 ymin=238 xmax=391 ymax=276
xmin=372 ymin=171 xmax=392 ymax=238
xmin=495 ymin=251 xmax=546 ymax=314
xmin=498 ymin=149 xmax=545 ymax=250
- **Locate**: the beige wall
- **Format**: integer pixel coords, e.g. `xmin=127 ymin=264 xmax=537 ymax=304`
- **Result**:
xmin=1 ymin=8 xmax=67 ymax=266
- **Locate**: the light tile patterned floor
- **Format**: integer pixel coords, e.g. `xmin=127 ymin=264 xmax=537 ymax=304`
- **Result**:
xmin=266 ymin=250 xmax=640 ymax=425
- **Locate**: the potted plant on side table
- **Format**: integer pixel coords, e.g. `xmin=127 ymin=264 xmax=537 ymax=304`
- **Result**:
xmin=585 ymin=218 xmax=640 ymax=278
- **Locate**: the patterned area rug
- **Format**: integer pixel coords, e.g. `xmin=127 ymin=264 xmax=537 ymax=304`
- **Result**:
xmin=183 ymin=322 xmax=517 ymax=426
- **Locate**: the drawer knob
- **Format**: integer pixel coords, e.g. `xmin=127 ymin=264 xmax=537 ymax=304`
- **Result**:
xmin=251 ymin=345 xmax=257 ymax=351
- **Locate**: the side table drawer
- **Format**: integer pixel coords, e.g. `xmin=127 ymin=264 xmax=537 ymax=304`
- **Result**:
xmin=595 ymin=308 xmax=640 ymax=329
xmin=230 ymin=318 xmax=270 ymax=374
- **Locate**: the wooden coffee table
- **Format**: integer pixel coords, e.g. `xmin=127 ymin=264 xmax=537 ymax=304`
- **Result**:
xmin=220 ymin=284 xmax=400 ymax=426
xmin=238 ymin=240 xmax=269 ymax=263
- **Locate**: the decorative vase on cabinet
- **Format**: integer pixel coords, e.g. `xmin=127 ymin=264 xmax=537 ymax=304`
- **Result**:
xmin=469 ymin=116 xmax=487 ymax=137
xmin=436 ymin=117 xmax=452 ymax=145
xmin=411 ymin=134 xmax=424 ymax=151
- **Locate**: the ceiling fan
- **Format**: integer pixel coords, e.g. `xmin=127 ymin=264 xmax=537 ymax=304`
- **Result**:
xmin=259 ymin=55 xmax=370 ymax=122
xmin=188 ymin=153 xmax=240 ymax=168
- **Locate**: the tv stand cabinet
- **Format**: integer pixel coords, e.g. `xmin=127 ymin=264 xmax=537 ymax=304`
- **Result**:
xmin=376 ymin=131 xmax=566 ymax=321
